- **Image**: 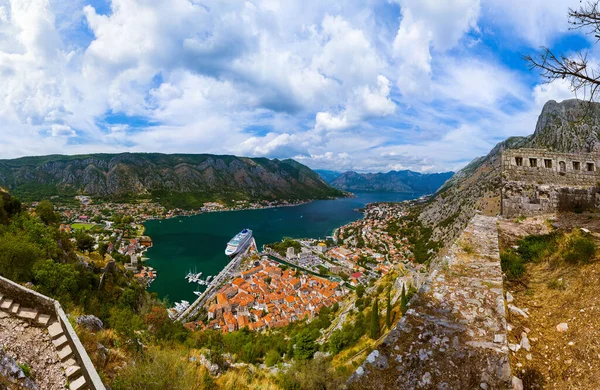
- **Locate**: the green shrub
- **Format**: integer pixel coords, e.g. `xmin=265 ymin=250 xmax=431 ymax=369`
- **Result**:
xmin=500 ymin=251 xmax=525 ymax=281
xmin=563 ymin=234 xmax=597 ymax=264
xmin=265 ymin=349 xmax=281 ymax=367
xmin=516 ymin=233 xmax=559 ymax=263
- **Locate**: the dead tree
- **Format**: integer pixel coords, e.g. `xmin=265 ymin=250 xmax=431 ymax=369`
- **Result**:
xmin=524 ymin=1 xmax=600 ymax=101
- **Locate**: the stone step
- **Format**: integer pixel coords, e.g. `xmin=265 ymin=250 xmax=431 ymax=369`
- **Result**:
xmin=65 ymin=365 xmax=81 ymax=380
xmin=57 ymin=345 xmax=73 ymax=361
xmin=52 ymin=335 xmax=68 ymax=349
xmin=10 ymin=303 xmax=20 ymax=314
xmin=0 ymin=299 xmax=13 ymax=310
xmin=37 ymin=314 xmax=51 ymax=326
xmin=17 ymin=307 xmax=38 ymax=321
xmin=69 ymin=375 xmax=87 ymax=390
xmin=48 ymin=322 xmax=63 ymax=339
xmin=62 ymin=358 xmax=77 ymax=369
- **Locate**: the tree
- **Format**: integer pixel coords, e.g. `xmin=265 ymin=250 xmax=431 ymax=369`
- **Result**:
xmin=400 ymin=284 xmax=408 ymax=315
xmin=75 ymin=231 xmax=95 ymax=252
xmin=294 ymin=329 xmax=317 ymax=360
xmin=386 ymin=287 xmax=392 ymax=329
xmin=525 ymin=2 xmax=600 ymax=101
xmin=369 ymin=298 xmax=380 ymax=339
xmin=356 ymin=284 xmax=366 ymax=299
xmin=0 ymin=232 xmax=42 ymax=281
xmin=36 ymin=200 xmax=58 ymax=225
xmin=32 ymin=259 xmax=79 ymax=304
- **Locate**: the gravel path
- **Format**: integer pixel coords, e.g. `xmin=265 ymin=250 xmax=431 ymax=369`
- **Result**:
xmin=0 ymin=313 xmax=67 ymax=390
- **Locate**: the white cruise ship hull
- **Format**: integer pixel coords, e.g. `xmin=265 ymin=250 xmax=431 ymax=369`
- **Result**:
xmin=225 ymin=229 xmax=253 ymax=257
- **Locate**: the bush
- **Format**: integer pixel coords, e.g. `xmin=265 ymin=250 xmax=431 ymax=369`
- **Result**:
xmin=562 ymin=233 xmax=597 ymax=264
xmin=516 ymin=233 xmax=558 ymax=263
xmin=265 ymin=349 xmax=281 ymax=367
xmin=500 ymin=251 xmax=525 ymax=281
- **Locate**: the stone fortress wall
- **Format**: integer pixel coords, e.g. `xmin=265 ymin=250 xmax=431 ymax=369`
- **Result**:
xmin=501 ymin=148 xmax=600 ymax=217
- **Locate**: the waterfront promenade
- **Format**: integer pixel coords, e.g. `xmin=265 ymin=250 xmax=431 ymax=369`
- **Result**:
xmin=175 ymin=238 xmax=255 ymax=323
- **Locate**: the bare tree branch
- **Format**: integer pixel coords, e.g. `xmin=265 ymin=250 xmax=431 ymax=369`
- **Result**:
xmin=525 ymin=1 xmax=600 ymax=104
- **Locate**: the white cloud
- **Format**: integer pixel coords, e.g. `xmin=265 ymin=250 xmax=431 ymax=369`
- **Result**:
xmin=392 ymin=0 xmax=481 ymax=97
xmin=533 ymin=79 xmax=576 ymax=107
xmin=51 ymin=124 xmax=75 ymax=137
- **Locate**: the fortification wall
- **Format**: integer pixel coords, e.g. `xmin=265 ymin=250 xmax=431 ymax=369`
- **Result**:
xmin=348 ymin=215 xmax=512 ymax=389
xmin=501 ymin=149 xmax=600 ymax=217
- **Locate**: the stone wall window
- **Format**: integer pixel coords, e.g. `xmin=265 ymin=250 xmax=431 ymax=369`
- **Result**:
xmin=587 ymin=162 xmax=595 ymax=172
xmin=559 ymin=161 xmax=566 ymax=172
xmin=529 ymin=158 xmax=537 ymax=167
xmin=573 ymin=161 xmax=581 ymax=170
xmin=515 ymin=157 xmax=523 ymax=166
xmin=544 ymin=159 xmax=552 ymax=168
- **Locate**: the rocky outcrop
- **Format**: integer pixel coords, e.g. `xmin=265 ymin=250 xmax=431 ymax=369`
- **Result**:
xmin=0 ymin=154 xmax=342 ymax=204
xmin=76 ymin=315 xmax=103 ymax=333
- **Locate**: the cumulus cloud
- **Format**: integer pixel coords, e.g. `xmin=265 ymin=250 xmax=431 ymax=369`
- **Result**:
xmin=392 ymin=0 xmax=481 ymax=97
xmin=51 ymin=124 xmax=76 ymax=137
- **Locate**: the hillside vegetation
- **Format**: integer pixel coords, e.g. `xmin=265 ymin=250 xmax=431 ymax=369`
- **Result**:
xmin=0 ymin=153 xmax=343 ymax=209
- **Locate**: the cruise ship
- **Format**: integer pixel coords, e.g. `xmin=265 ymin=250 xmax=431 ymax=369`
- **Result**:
xmin=225 ymin=229 xmax=253 ymax=257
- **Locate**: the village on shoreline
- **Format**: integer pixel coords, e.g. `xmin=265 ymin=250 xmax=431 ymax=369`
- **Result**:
xmin=29 ymin=193 xmax=428 ymax=334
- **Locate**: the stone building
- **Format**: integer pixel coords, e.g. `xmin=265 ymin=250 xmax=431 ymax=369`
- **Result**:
xmin=501 ymin=148 xmax=600 ymax=217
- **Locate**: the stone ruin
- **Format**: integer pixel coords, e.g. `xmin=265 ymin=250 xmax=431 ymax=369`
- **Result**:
xmin=501 ymin=148 xmax=600 ymax=218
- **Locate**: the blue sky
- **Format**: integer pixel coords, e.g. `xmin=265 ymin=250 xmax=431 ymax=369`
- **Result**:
xmin=0 ymin=0 xmax=592 ymax=172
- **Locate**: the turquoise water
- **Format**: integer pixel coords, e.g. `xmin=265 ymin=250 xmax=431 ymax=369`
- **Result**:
xmin=144 ymin=192 xmax=422 ymax=303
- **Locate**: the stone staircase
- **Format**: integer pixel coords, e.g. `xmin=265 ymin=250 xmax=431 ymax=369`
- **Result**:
xmin=0 ymin=293 xmax=89 ymax=390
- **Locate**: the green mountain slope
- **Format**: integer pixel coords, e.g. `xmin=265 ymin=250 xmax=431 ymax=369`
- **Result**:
xmin=0 ymin=153 xmax=343 ymax=208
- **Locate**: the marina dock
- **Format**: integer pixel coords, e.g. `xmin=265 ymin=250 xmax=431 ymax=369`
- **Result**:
xmin=174 ymin=237 xmax=256 ymax=323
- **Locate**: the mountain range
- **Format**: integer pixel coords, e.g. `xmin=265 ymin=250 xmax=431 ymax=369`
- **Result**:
xmin=316 ymin=169 xmax=454 ymax=194
xmin=0 ymin=153 xmax=343 ymax=208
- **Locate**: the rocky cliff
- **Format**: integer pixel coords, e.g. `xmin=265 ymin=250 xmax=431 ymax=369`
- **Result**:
xmin=419 ymin=99 xmax=600 ymax=254
xmin=326 ymin=170 xmax=453 ymax=194
xmin=0 ymin=153 xmax=342 ymax=207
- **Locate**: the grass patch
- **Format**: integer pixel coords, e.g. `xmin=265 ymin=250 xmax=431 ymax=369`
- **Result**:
xmin=502 ymin=229 xmax=598 ymax=281
xmin=71 ymin=223 xmax=96 ymax=231
xmin=547 ymin=278 xmax=566 ymax=290
xmin=500 ymin=251 xmax=525 ymax=281
xmin=459 ymin=240 xmax=474 ymax=254
xmin=18 ymin=362 xmax=31 ymax=378
xmin=561 ymin=232 xmax=597 ymax=265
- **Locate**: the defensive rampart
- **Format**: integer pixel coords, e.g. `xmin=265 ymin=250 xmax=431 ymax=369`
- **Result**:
xmin=348 ymin=215 xmax=511 ymax=389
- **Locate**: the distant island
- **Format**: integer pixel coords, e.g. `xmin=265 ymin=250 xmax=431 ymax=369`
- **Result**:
xmin=0 ymin=153 xmax=344 ymax=209
xmin=316 ymin=169 xmax=454 ymax=194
